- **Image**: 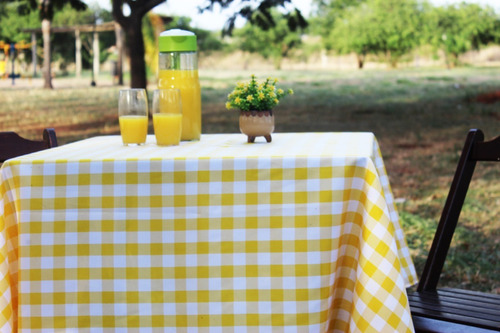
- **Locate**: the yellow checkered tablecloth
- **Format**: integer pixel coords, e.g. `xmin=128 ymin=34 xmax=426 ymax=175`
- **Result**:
xmin=0 ymin=133 xmax=417 ymax=332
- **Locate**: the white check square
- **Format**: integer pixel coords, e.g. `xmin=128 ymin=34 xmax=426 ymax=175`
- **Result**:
xmin=208 ymin=302 xmax=222 ymax=315
xmin=89 ymin=279 xmax=103 ymax=292
xmin=162 ymin=255 xmax=175 ymax=268
xmin=186 ymin=302 xmax=198 ymax=315
xmin=138 ymin=279 xmax=152 ymax=292
xmin=89 ymin=303 xmax=103 ymax=316
xmin=88 ymin=256 xmax=102 ymax=268
xmin=114 ymin=302 xmax=127 ymax=316
xmin=40 ymin=304 xmax=55 ymax=317
xmin=114 ymin=255 xmax=127 ymax=268
xmin=113 ymin=279 xmax=127 ymax=292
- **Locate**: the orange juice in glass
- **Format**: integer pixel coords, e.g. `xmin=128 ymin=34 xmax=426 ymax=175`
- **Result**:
xmin=119 ymin=115 xmax=148 ymax=144
xmin=158 ymin=29 xmax=201 ymax=141
xmin=152 ymin=89 xmax=182 ymax=146
xmin=118 ymin=89 xmax=148 ymax=146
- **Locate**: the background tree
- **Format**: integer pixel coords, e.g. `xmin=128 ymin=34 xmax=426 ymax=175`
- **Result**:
xmin=316 ymin=0 xmax=424 ymax=68
xmin=426 ymin=3 xmax=500 ymax=68
xmin=310 ymin=0 xmax=367 ymax=50
xmin=234 ymin=10 xmax=303 ymax=70
xmin=111 ymin=0 xmax=306 ymax=89
xmin=204 ymin=0 xmax=307 ymax=36
xmin=365 ymin=0 xmax=424 ymax=68
xmin=0 ymin=2 xmax=39 ymax=43
xmin=327 ymin=3 xmax=379 ymax=68
xmin=112 ymin=0 xmax=163 ymax=89
xmin=12 ymin=0 xmax=88 ymax=88
xmin=0 ymin=2 xmax=6 ymax=16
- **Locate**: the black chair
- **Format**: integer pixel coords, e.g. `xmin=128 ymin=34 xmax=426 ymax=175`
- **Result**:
xmin=0 ymin=128 xmax=58 ymax=163
xmin=408 ymin=129 xmax=500 ymax=332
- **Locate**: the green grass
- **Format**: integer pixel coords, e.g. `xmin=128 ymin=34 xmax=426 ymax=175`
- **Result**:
xmin=1 ymin=66 xmax=499 ymax=293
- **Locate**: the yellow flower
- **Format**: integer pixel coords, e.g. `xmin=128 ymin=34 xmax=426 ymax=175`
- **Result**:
xmin=226 ymin=75 xmax=292 ymax=112
xmin=288 ymin=89 xmax=294 ymax=95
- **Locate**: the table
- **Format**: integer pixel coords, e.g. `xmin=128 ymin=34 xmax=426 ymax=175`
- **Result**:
xmin=1 ymin=133 xmax=417 ymax=332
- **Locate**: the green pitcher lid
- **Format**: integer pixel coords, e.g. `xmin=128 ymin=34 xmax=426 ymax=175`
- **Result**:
xmin=159 ymin=29 xmax=197 ymax=52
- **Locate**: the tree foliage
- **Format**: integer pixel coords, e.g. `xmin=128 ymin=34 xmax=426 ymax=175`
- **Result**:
xmin=369 ymin=0 xmax=425 ymax=67
xmin=310 ymin=0 xmax=366 ymax=47
xmin=316 ymin=0 xmax=424 ymax=68
xmin=234 ymin=9 xmax=303 ymax=69
xmin=328 ymin=3 xmax=379 ymax=68
xmin=202 ymin=0 xmax=307 ymax=36
xmin=314 ymin=0 xmax=499 ymax=69
xmin=0 ymin=3 xmax=39 ymax=43
xmin=425 ymin=3 xmax=500 ymax=67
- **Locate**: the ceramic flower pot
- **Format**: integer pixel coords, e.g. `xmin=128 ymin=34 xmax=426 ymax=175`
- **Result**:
xmin=239 ymin=110 xmax=274 ymax=143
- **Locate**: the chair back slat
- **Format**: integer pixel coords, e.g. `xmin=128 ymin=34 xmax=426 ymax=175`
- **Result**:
xmin=472 ymin=134 xmax=500 ymax=161
xmin=417 ymin=129 xmax=499 ymax=291
xmin=0 ymin=128 xmax=58 ymax=163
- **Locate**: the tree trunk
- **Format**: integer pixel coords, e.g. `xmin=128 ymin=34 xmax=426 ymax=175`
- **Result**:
xmin=31 ymin=32 xmax=37 ymax=77
xmin=75 ymin=29 xmax=82 ymax=78
xmin=386 ymin=51 xmax=398 ymax=69
xmin=273 ymin=56 xmax=282 ymax=70
xmin=93 ymin=30 xmax=100 ymax=79
xmin=125 ymin=17 xmax=147 ymax=88
xmin=114 ymin=22 xmax=124 ymax=86
xmin=41 ymin=18 xmax=53 ymax=89
xmin=357 ymin=54 xmax=365 ymax=69
xmin=112 ymin=0 xmax=164 ymax=89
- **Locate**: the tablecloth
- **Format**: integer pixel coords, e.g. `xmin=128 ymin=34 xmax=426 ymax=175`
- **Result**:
xmin=1 ymin=132 xmax=417 ymax=332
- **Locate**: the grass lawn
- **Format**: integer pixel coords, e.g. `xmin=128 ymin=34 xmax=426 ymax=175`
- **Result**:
xmin=1 ymin=66 xmax=499 ymax=293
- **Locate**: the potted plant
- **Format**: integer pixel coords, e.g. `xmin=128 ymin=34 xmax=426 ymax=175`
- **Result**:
xmin=226 ymin=75 xmax=293 ymax=143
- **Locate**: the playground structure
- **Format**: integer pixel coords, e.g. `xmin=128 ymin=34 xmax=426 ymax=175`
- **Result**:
xmin=1 ymin=21 xmax=124 ymax=86
xmin=0 ymin=40 xmax=32 ymax=84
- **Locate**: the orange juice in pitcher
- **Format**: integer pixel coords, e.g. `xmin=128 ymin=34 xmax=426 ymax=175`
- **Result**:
xmin=158 ymin=29 xmax=201 ymax=141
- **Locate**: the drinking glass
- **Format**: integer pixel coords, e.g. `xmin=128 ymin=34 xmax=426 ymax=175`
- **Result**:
xmin=152 ymin=89 xmax=183 ymax=146
xmin=118 ymin=89 xmax=148 ymax=146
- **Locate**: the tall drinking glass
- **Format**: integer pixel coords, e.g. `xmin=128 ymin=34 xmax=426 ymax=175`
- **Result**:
xmin=152 ymin=89 xmax=182 ymax=146
xmin=118 ymin=89 xmax=148 ymax=146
